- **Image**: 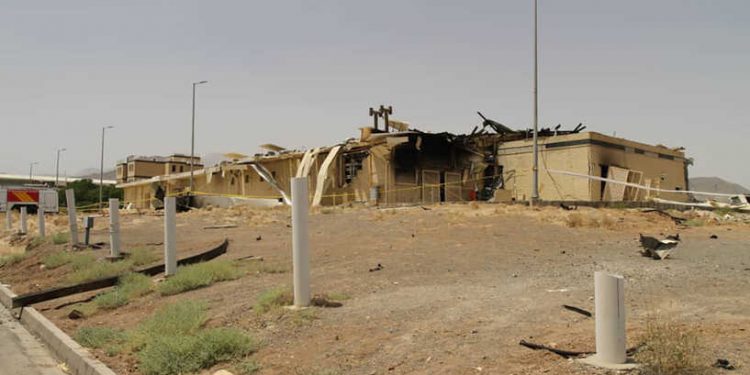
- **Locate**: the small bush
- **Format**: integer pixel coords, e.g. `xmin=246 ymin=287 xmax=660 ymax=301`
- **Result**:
xmin=128 ymin=247 xmax=159 ymax=267
xmin=157 ymin=260 xmax=242 ymax=296
xmin=70 ymin=253 xmax=97 ymax=270
xmin=94 ymin=273 xmax=152 ymax=310
xmin=135 ymin=301 xmax=256 ymax=375
xmin=42 ymin=252 xmax=74 ymax=269
xmin=0 ymin=253 xmax=26 ymax=268
xmin=235 ymin=359 xmax=261 ymax=374
xmin=67 ymin=259 xmax=134 ymax=284
xmin=29 ymin=236 xmax=47 ymax=249
xmin=635 ymin=317 xmax=708 ymax=375
xmin=254 ymin=287 xmax=293 ymax=314
xmin=74 ymin=327 xmax=126 ymax=349
xmin=51 ymin=232 xmax=69 ymax=245
xmin=138 ymin=328 xmax=255 ymax=375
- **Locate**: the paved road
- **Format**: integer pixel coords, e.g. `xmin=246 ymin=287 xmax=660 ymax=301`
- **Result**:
xmin=0 ymin=306 xmax=64 ymax=375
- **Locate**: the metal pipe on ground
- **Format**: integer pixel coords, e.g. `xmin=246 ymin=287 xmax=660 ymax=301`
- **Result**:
xmin=291 ymin=177 xmax=311 ymax=307
xmin=108 ymin=198 xmax=121 ymax=259
xmin=19 ymin=207 xmax=27 ymax=235
xmin=164 ymin=197 xmax=177 ymax=276
xmin=65 ymin=189 xmax=79 ymax=246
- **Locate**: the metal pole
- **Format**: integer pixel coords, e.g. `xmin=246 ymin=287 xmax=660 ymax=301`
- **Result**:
xmin=38 ymin=207 xmax=45 ymax=238
xmin=29 ymin=162 xmax=37 ymax=182
xmin=291 ymin=177 xmax=311 ymax=307
xmin=56 ymin=148 xmax=65 ymax=187
xmin=531 ymin=0 xmax=540 ymax=205
xmin=19 ymin=207 xmax=27 ymax=235
xmin=594 ymin=272 xmax=626 ymax=364
xmin=99 ymin=127 xmax=105 ymax=211
xmin=164 ymin=196 xmax=177 ymax=276
xmin=109 ymin=198 xmax=121 ymax=259
xmin=65 ymin=188 xmax=79 ymax=245
xmin=190 ymin=80 xmax=207 ymax=194
xmin=190 ymin=83 xmax=196 ymax=193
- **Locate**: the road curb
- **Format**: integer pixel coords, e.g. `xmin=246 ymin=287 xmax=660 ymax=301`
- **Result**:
xmin=0 ymin=283 xmax=116 ymax=375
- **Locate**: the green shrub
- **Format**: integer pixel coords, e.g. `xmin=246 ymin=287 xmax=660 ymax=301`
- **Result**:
xmin=235 ymin=359 xmax=261 ymax=374
xmin=70 ymin=253 xmax=97 ymax=270
xmin=135 ymin=301 xmax=256 ymax=375
xmin=683 ymin=218 xmax=706 ymax=227
xmin=635 ymin=317 xmax=708 ymax=375
xmin=157 ymin=260 xmax=242 ymax=296
xmin=29 ymin=236 xmax=47 ymax=249
xmin=67 ymin=259 xmax=134 ymax=284
xmin=51 ymin=232 xmax=69 ymax=245
xmin=0 ymin=253 xmax=27 ymax=268
xmin=43 ymin=251 xmax=96 ymax=270
xmin=74 ymin=327 xmax=126 ymax=349
xmin=137 ymin=328 xmax=255 ymax=375
xmin=128 ymin=247 xmax=159 ymax=267
xmin=254 ymin=287 xmax=293 ymax=314
xmin=94 ymin=273 xmax=152 ymax=310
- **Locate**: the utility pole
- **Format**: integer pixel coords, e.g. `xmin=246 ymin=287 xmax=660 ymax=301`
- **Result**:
xmin=531 ymin=0 xmax=540 ymax=205
xmin=55 ymin=148 xmax=66 ymax=186
xmin=99 ymin=126 xmax=114 ymax=212
xmin=190 ymin=80 xmax=208 ymax=194
xmin=29 ymin=162 xmax=38 ymax=182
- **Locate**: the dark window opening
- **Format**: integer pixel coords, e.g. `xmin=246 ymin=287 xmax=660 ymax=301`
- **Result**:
xmin=244 ymin=175 xmax=250 ymax=184
xmin=171 ymin=165 xmax=176 ymax=172
xmin=600 ymin=165 xmax=610 ymax=200
xmin=341 ymin=151 xmax=368 ymax=185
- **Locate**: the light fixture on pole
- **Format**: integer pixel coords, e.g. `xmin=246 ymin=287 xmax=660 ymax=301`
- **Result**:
xmin=55 ymin=148 xmax=67 ymax=187
xmin=99 ymin=125 xmax=114 ymax=211
xmin=531 ymin=0 xmax=540 ymax=205
xmin=29 ymin=162 xmax=39 ymax=182
xmin=190 ymin=80 xmax=208 ymax=195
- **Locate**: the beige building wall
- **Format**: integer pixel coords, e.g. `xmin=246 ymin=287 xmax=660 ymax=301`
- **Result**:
xmin=496 ymin=132 xmax=688 ymax=202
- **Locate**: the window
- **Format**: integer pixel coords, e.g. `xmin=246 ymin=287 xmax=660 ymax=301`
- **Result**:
xmin=244 ymin=175 xmax=250 ymax=184
xmin=180 ymin=166 xmax=184 ymax=172
xmin=171 ymin=165 xmax=176 ymax=172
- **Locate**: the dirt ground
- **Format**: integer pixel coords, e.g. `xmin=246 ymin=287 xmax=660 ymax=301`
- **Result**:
xmin=1 ymin=203 xmax=749 ymax=375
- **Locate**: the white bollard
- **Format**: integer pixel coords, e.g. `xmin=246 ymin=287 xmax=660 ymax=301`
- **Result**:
xmin=38 ymin=207 xmax=45 ymax=238
xmin=594 ymin=271 xmax=626 ymax=364
xmin=19 ymin=207 xmax=27 ymax=235
xmin=291 ymin=177 xmax=311 ymax=307
xmin=5 ymin=209 xmax=11 ymax=231
xmin=65 ymin=189 xmax=79 ymax=245
xmin=109 ymin=198 xmax=121 ymax=259
xmin=164 ymin=197 xmax=177 ymax=276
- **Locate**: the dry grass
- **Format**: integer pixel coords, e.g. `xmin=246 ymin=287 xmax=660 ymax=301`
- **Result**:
xmin=563 ymin=211 xmax=619 ymax=230
xmin=634 ymin=316 xmax=710 ymax=375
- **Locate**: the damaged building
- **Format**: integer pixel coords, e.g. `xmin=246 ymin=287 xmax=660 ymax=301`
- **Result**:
xmin=116 ymin=110 xmax=690 ymax=209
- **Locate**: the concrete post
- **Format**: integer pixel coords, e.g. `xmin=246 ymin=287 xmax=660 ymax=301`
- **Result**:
xmin=37 ymin=207 xmax=45 ymax=238
xmin=65 ymin=189 xmax=79 ymax=245
xmin=291 ymin=177 xmax=311 ymax=307
xmin=19 ymin=207 xmax=27 ymax=235
xmin=108 ymin=198 xmax=121 ymax=259
xmin=164 ymin=197 xmax=177 ymax=276
xmin=5 ymin=209 xmax=11 ymax=231
xmin=594 ymin=272 xmax=626 ymax=364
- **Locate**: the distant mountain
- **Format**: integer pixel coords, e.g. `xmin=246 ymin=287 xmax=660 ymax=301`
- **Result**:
xmin=77 ymin=168 xmax=117 ymax=180
xmin=690 ymin=177 xmax=750 ymax=202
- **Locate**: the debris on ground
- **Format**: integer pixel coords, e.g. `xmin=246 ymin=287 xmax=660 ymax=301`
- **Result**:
xmin=369 ymin=263 xmax=384 ymax=272
xmin=311 ymin=296 xmax=343 ymax=308
xmin=203 ymin=224 xmax=238 ymax=230
xmin=562 ymin=304 xmax=592 ymax=318
xmin=256 ymin=235 xmax=262 ymax=241
xmin=639 ymin=234 xmax=680 ymax=260
xmin=711 ymin=234 xmax=719 ymax=239
xmin=713 ymin=358 xmax=736 ymax=370
xmin=518 ymin=340 xmax=592 ymax=358
xmin=68 ymin=309 xmax=84 ymax=320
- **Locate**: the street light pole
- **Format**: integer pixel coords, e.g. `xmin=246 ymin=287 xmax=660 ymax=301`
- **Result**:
xmin=29 ymin=162 xmax=38 ymax=182
xmin=55 ymin=148 xmax=66 ymax=186
xmin=190 ymin=80 xmax=208 ymax=194
xmin=99 ymin=126 xmax=114 ymax=211
xmin=531 ymin=0 xmax=540 ymax=205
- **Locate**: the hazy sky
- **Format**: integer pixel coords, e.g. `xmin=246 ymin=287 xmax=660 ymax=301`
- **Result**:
xmin=1 ymin=1 xmax=748 ymax=186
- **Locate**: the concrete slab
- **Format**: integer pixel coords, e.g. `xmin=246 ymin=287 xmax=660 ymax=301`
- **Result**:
xmin=578 ymin=355 xmax=640 ymax=370
xmin=0 ymin=304 xmax=64 ymax=375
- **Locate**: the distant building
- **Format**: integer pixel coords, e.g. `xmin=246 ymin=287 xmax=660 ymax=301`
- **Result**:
xmin=116 ymin=114 xmax=690 ymax=208
xmin=116 ymin=154 xmax=203 ymax=184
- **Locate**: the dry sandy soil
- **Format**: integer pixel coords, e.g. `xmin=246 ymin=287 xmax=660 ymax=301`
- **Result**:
xmin=1 ymin=204 xmax=749 ymax=375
